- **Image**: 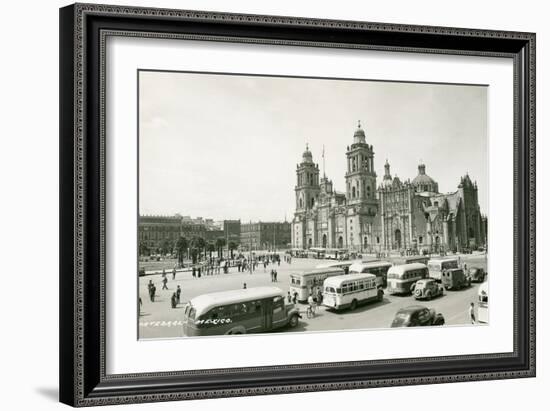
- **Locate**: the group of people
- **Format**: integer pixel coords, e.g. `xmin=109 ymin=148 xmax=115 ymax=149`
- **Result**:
xmin=146 ymin=274 xmax=182 ymax=310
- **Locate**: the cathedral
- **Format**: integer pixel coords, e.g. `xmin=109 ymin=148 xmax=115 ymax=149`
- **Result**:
xmin=291 ymin=122 xmax=487 ymax=254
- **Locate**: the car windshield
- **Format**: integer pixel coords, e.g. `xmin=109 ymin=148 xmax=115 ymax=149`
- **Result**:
xmin=392 ymin=312 xmax=410 ymax=326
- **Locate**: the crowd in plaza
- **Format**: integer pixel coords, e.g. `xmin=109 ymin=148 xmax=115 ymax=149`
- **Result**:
xmin=140 ymin=252 xmax=293 ymax=313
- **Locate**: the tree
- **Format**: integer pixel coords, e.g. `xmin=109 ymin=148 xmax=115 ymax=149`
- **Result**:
xmin=207 ymin=242 xmax=216 ymax=259
xmin=228 ymin=241 xmax=238 ymax=259
xmin=190 ymin=236 xmax=206 ymax=264
xmin=175 ymin=236 xmax=188 ymax=266
xmin=215 ymin=237 xmax=226 ymax=258
xmin=160 ymin=239 xmax=173 ymax=256
xmin=138 ymin=241 xmax=149 ymax=256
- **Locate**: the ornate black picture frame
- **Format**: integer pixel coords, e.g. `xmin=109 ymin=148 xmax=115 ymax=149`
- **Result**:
xmin=59 ymin=3 xmax=535 ymax=407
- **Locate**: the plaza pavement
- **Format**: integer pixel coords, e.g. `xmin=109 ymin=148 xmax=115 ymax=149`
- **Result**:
xmin=138 ymin=253 xmax=488 ymax=339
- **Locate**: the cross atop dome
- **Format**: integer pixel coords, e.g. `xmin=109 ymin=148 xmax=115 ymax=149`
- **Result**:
xmin=353 ymin=120 xmax=366 ymax=144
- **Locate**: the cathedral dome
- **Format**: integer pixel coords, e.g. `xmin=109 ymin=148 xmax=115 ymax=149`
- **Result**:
xmin=302 ymin=144 xmax=313 ymax=163
xmin=412 ymin=163 xmax=438 ymax=192
xmin=353 ymin=120 xmax=366 ymax=144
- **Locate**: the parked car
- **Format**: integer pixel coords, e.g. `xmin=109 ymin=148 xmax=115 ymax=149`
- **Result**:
xmin=441 ymin=268 xmax=471 ymax=290
xmin=469 ymin=267 xmax=486 ymax=283
xmin=390 ymin=305 xmax=445 ymax=327
xmin=412 ymin=278 xmax=444 ymax=300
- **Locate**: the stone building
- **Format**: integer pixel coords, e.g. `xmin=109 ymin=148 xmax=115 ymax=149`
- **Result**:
xmin=138 ymin=215 xmax=182 ymax=254
xmin=240 ymin=222 xmax=291 ymax=251
xmin=291 ymin=122 xmax=487 ymax=254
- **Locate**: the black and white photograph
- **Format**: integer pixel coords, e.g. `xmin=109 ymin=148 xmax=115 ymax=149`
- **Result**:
xmin=137 ymin=71 xmax=489 ymax=339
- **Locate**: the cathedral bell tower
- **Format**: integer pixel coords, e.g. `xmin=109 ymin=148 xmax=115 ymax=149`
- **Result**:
xmin=295 ymin=144 xmax=320 ymax=213
xmin=345 ymin=121 xmax=378 ymax=210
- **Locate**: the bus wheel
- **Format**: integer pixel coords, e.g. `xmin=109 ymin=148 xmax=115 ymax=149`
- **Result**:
xmin=350 ymin=299 xmax=358 ymax=311
xmin=289 ymin=314 xmax=299 ymax=328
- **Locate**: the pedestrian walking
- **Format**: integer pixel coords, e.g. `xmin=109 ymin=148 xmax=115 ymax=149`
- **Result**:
xmin=149 ymin=284 xmax=156 ymax=302
xmin=176 ymin=285 xmax=181 ymax=305
xmin=287 ymin=291 xmax=292 ymax=304
xmin=469 ymin=302 xmax=476 ymax=324
xmin=243 ymin=282 xmax=247 ymax=289
xmin=171 ymin=292 xmax=177 ymax=308
xmin=172 ymin=266 xmax=176 ymax=280
xmin=317 ymin=288 xmax=323 ymax=305
xmin=162 ymin=276 xmax=168 ymax=290
xmin=292 ymin=291 xmax=298 ymax=304
xmin=274 ymin=270 xmax=278 ymax=282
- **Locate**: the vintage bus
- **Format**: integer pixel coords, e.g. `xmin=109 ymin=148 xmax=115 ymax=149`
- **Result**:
xmin=477 ymin=281 xmax=489 ymax=323
xmin=307 ymin=247 xmax=326 ymax=259
xmin=392 ymin=255 xmax=430 ymax=266
xmin=386 ymin=263 xmax=429 ymax=294
xmin=289 ymin=267 xmax=345 ymax=302
xmin=324 ymin=248 xmax=349 ymax=260
xmin=322 ymin=273 xmax=383 ymax=311
xmin=348 ymin=261 xmax=393 ymax=288
xmin=315 ymin=260 xmax=356 ymax=274
xmin=427 ymin=258 xmax=459 ymax=281
xmin=182 ymin=287 xmax=301 ymax=336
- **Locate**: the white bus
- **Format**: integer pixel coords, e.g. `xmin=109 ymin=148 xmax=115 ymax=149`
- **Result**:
xmin=477 ymin=281 xmax=489 ymax=323
xmin=182 ymin=287 xmax=302 ymax=336
xmin=324 ymin=248 xmax=348 ymax=260
xmin=427 ymin=258 xmax=459 ymax=281
xmin=349 ymin=261 xmax=393 ymax=288
xmin=386 ymin=263 xmax=429 ymax=294
xmin=322 ymin=273 xmax=383 ymax=310
xmin=289 ymin=267 xmax=344 ymax=302
xmin=316 ymin=260 xmax=356 ymax=274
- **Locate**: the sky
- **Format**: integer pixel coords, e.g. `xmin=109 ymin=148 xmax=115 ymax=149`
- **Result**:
xmin=139 ymin=71 xmax=488 ymax=222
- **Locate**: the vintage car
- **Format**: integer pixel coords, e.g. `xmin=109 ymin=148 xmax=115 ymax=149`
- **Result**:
xmin=441 ymin=268 xmax=471 ymax=290
xmin=390 ymin=305 xmax=445 ymax=327
xmin=469 ymin=267 xmax=487 ymax=283
xmin=412 ymin=278 xmax=444 ymax=300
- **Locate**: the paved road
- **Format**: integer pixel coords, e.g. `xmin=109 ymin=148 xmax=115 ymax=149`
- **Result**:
xmin=139 ymin=253 xmax=487 ymax=339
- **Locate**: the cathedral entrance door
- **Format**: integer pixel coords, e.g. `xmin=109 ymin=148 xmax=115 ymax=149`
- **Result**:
xmin=338 ymin=236 xmax=343 ymax=249
xmin=322 ymin=234 xmax=327 ymax=248
xmin=394 ymin=229 xmax=402 ymax=250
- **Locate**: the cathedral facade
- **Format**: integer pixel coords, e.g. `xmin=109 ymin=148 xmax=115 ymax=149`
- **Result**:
xmin=291 ymin=122 xmax=487 ymax=254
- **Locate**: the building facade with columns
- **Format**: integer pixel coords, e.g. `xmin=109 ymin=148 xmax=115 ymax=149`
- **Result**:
xmin=291 ymin=122 xmax=487 ymax=254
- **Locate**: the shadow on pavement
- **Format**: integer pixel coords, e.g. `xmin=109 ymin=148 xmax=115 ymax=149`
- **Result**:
xmin=323 ymin=297 xmax=392 ymax=315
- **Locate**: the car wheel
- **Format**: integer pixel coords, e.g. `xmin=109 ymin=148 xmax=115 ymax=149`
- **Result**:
xmin=288 ymin=314 xmax=299 ymax=328
xmin=425 ymin=291 xmax=432 ymax=300
xmin=350 ymin=299 xmax=358 ymax=310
